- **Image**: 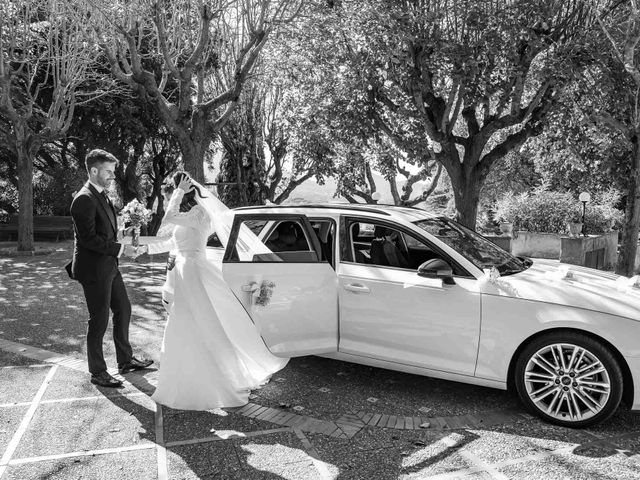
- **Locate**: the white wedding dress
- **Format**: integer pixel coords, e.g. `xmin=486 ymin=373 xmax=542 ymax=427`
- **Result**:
xmin=149 ymin=187 xmax=288 ymax=410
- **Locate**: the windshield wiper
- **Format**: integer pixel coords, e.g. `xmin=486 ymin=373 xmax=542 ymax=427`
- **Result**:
xmin=499 ymin=267 xmax=525 ymax=276
xmin=516 ymin=256 xmax=533 ymax=269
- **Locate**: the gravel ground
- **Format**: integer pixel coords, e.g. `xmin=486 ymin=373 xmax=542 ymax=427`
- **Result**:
xmin=252 ymin=355 xmax=519 ymax=421
xmin=4 ymin=448 xmax=158 ymax=480
xmin=1 ymin=242 xmax=640 ymax=479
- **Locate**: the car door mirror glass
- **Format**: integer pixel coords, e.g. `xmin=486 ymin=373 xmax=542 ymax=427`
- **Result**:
xmin=417 ymin=259 xmax=455 ymax=284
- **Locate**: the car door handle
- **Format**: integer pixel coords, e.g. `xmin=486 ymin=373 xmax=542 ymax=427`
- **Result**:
xmin=344 ymin=283 xmax=370 ymax=294
xmin=241 ymin=282 xmax=259 ymax=292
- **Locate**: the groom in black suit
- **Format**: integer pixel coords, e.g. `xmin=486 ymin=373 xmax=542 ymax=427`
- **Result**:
xmin=67 ymin=149 xmax=152 ymax=387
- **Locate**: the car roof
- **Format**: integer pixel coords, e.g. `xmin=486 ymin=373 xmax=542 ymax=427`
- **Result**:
xmin=233 ymin=203 xmax=439 ymax=223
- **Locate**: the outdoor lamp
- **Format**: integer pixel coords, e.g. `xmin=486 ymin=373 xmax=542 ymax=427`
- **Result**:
xmin=578 ymin=191 xmax=591 ymax=236
xmin=371 ymin=191 xmax=382 ymax=203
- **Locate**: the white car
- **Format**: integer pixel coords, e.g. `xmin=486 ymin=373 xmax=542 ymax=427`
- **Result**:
xmin=210 ymin=204 xmax=640 ymax=428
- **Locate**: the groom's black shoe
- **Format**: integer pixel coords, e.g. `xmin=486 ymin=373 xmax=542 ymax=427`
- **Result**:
xmin=91 ymin=371 xmax=123 ymax=388
xmin=118 ymin=357 xmax=154 ymax=374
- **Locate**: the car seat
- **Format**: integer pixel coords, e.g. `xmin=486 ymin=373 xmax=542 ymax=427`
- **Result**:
xmin=351 ymin=223 xmax=368 ymax=264
xmin=370 ymin=226 xmax=409 ymax=268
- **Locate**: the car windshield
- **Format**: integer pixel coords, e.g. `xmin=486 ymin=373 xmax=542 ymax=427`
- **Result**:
xmin=414 ymin=217 xmax=529 ymax=276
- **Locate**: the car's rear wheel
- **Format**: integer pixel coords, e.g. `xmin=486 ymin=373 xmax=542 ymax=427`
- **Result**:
xmin=514 ymin=332 xmax=623 ymax=428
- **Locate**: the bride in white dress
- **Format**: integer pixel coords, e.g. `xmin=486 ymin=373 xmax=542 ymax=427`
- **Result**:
xmin=142 ymin=172 xmax=288 ymax=410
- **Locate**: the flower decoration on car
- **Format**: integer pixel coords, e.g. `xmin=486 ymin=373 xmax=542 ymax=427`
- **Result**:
xmin=254 ymin=280 xmax=276 ymax=307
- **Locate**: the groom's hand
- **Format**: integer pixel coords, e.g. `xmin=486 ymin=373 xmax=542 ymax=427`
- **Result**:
xmin=118 ymin=227 xmax=135 ymax=241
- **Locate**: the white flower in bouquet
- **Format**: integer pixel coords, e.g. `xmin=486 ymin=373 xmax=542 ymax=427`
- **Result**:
xmin=119 ymin=199 xmax=152 ymax=246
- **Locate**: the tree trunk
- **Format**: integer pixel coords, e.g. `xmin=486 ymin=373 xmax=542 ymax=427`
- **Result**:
xmin=178 ymin=117 xmax=207 ymax=184
xmin=616 ymin=138 xmax=640 ymax=276
xmin=16 ymin=143 xmax=34 ymax=252
xmin=452 ymin=180 xmax=481 ymax=229
xmin=445 ymin=147 xmax=484 ymax=229
xmin=389 ymin=177 xmax=401 ymax=205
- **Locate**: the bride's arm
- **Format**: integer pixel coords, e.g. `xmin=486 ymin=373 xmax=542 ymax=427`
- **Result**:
xmin=144 ymin=234 xmax=175 ymax=255
xmin=162 ymin=188 xmax=209 ymax=229
xmin=133 ymin=223 xmax=175 ymax=255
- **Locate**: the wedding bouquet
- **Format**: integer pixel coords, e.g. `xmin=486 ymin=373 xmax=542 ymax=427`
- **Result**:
xmin=254 ymin=281 xmax=276 ymax=307
xmin=119 ymin=199 xmax=152 ymax=247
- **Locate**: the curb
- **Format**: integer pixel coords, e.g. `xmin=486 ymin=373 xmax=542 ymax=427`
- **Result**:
xmin=0 ymin=248 xmax=59 ymax=257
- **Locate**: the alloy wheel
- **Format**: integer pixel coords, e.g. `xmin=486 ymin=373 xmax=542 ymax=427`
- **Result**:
xmin=523 ymin=342 xmax=611 ymax=422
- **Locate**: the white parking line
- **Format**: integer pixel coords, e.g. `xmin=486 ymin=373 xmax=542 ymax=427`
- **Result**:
xmin=293 ymin=428 xmax=338 ymax=480
xmin=155 ymin=403 xmax=168 ymax=480
xmin=0 ymin=392 xmax=147 ymax=409
xmin=0 ymin=365 xmax=58 ymax=479
xmin=165 ymin=427 xmax=293 ymax=448
xmin=0 ymin=364 xmax=50 ymax=370
xmin=423 ymin=445 xmax=578 ymax=479
xmin=8 ymin=444 xmax=156 ymax=466
xmin=458 ymin=450 xmax=509 ymax=480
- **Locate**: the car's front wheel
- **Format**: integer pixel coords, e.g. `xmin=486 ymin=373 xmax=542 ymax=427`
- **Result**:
xmin=514 ymin=332 xmax=623 ymax=428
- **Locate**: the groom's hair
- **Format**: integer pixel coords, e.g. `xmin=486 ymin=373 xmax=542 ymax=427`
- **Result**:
xmin=85 ymin=149 xmax=117 ymax=173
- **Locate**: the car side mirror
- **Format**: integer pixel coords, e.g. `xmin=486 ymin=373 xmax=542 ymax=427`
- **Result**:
xmin=417 ymin=259 xmax=455 ymax=285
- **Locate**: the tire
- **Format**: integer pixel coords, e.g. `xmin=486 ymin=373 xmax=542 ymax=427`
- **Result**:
xmin=514 ymin=331 xmax=623 ymax=428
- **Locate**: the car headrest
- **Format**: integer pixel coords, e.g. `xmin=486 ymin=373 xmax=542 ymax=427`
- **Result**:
xmin=279 ymin=227 xmax=297 ymax=246
xmin=373 ymin=226 xmax=391 ymax=238
xmin=352 ymin=223 xmax=360 ymax=238
xmin=318 ymin=222 xmax=331 ymax=242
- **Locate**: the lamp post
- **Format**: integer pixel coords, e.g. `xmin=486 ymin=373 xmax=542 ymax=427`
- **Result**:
xmin=578 ymin=191 xmax=591 ymax=237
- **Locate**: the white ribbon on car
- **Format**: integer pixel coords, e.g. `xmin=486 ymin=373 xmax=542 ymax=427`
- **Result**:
xmin=479 ymin=266 xmax=501 ymax=283
xmin=477 ymin=267 xmax=520 ymax=296
xmin=545 ymin=265 xmax=575 ymax=281
xmin=616 ymin=275 xmax=640 ymax=292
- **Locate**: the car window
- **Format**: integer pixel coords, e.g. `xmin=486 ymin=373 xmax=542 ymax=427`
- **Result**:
xmin=310 ymin=219 xmax=336 ymax=268
xmin=207 ymin=219 xmax=267 ymax=248
xmin=227 ymin=218 xmax=319 ymax=263
xmin=264 ymin=220 xmax=311 ymax=253
xmin=344 ymin=219 xmax=469 ymax=276
xmin=414 ymin=217 xmax=527 ymax=275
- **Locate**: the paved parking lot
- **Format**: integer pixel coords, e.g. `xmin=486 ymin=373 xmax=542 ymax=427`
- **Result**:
xmin=1 ymin=244 xmax=640 ymax=479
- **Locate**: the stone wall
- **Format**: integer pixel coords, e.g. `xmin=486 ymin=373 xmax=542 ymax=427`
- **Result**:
xmin=559 ymin=231 xmax=618 ymax=270
xmin=511 ymin=231 xmax=561 ymax=259
xmin=485 ymin=231 xmax=619 ymax=271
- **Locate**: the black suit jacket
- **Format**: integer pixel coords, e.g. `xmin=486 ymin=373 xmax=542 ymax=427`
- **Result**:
xmin=67 ymin=182 xmax=122 ymax=284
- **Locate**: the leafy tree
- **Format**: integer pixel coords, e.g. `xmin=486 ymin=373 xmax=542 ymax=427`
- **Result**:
xmin=309 ymin=0 xmax=593 ymax=226
xmin=216 ymin=65 xmax=336 ymax=206
xmin=278 ymin=1 xmax=444 ymax=206
xmin=89 ymin=0 xmax=303 ymax=184
xmin=0 ymin=0 xmax=109 ymax=250
xmin=217 ymin=86 xmax=268 ymax=207
xmin=66 ymin=90 xmax=181 ymax=231
xmin=594 ymin=0 xmax=640 ymax=275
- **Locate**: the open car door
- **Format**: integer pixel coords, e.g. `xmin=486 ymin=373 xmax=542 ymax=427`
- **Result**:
xmin=222 ymin=213 xmax=339 ymax=357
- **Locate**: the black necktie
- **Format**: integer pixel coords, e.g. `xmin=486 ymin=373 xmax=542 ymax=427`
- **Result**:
xmin=100 ymin=191 xmax=116 ymax=229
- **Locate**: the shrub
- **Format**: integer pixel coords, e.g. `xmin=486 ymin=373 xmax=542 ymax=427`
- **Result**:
xmin=494 ymin=189 xmax=624 ymax=235
xmin=494 ymin=191 xmax=575 ymax=233
xmin=583 ymin=190 xmax=624 ymax=234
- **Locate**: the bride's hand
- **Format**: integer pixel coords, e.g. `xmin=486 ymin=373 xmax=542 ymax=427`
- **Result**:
xmin=177 ymin=176 xmax=194 ymax=192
